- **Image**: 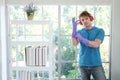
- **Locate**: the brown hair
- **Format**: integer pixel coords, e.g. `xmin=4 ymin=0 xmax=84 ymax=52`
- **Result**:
xmin=79 ymin=11 xmax=92 ymax=19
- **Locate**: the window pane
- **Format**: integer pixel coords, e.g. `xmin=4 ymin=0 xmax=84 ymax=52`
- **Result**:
xmin=60 ymin=36 xmax=75 ymax=61
xmin=103 ymin=63 xmax=110 ymax=79
xmin=61 ymin=6 xmax=76 ymax=35
xmin=100 ymin=36 xmax=110 ymax=62
xmin=11 ymin=24 xmax=50 ymax=41
xmin=8 ymin=5 xmax=24 ymax=20
xmin=77 ymin=6 xmax=95 ymax=16
xmin=95 ymin=6 xmax=111 ymax=35
xmin=60 ymin=63 xmax=80 ymax=79
xmin=12 ymin=45 xmax=25 ymax=66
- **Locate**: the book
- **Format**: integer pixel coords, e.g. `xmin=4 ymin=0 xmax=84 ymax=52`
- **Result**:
xmin=25 ymin=46 xmax=48 ymax=67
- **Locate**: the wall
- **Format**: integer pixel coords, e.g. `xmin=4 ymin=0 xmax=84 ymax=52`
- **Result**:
xmin=111 ymin=0 xmax=120 ymax=80
xmin=0 ymin=0 xmax=8 ymax=80
xmin=0 ymin=0 xmax=1 ymax=80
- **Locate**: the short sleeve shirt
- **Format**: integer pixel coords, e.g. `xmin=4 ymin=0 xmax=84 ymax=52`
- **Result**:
xmin=77 ymin=26 xmax=105 ymax=66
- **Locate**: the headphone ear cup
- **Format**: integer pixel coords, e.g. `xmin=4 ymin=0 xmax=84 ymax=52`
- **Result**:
xmin=79 ymin=20 xmax=83 ymax=25
xmin=90 ymin=16 xmax=94 ymax=21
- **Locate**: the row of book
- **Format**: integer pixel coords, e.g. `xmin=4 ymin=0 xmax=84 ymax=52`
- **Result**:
xmin=16 ymin=71 xmax=48 ymax=80
xmin=17 ymin=71 xmax=34 ymax=80
xmin=25 ymin=46 xmax=48 ymax=66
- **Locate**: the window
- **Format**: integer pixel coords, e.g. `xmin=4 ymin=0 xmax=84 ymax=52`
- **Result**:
xmin=8 ymin=5 xmax=111 ymax=80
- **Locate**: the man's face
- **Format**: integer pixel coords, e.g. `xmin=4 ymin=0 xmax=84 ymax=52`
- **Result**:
xmin=80 ymin=16 xmax=91 ymax=27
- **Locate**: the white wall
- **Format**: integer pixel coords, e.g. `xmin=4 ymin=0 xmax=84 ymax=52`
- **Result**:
xmin=0 ymin=0 xmax=1 ymax=80
xmin=0 ymin=0 xmax=8 ymax=80
xmin=111 ymin=0 xmax=120 ymax=80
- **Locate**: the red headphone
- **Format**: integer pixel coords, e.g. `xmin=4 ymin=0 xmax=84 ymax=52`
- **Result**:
xmin=79 ymin=16 xmax=94 ymax=25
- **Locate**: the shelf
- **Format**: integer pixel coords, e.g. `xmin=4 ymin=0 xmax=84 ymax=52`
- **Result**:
xmin=11 ymin=40 xmax=52 ymax=45
xmin=12 ymin=66 xmax=51 ymax=71
xmin=10 ymin=20 xmax=51 ymax=25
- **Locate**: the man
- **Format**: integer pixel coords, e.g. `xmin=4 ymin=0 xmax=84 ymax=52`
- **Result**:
xmin=72 ymin=11 xmax=106 ymax=80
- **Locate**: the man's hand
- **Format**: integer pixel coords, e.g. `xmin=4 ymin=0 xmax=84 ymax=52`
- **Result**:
xmin=75 ymin=33 xmax=89 ymax=46
xmin=72 ymin=17 xmax=89 ymax=46
xmin=72 ymin=17 xmax=78 ymax=38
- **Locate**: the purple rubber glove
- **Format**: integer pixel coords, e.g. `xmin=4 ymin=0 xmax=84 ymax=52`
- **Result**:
xmin=72 ymin=17 xmax=77 ymax=38
xmin=75 ymin=33 xmax=90 ymax=46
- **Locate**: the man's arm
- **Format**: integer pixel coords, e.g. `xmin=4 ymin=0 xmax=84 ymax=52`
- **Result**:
xmin=71 ymin=17 xmax=79 ymax=46
xmin=72 ymin=38 xmax=79 ymax=46
xmin=88 ymin=29 xmax=104 ymax=48
xmin=88 ymin=39 xmax=102 ymax=48
xmin=72 ymin=36 xmax=102 ymax=48
xmin=75 ymin=33 xmax=103 ymax=48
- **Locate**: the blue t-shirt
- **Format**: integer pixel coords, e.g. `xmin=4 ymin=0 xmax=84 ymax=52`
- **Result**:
xmin=78 ymin=26 xmax=105 ymax=66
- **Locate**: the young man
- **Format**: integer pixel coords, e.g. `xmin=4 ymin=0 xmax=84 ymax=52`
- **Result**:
xmin=72 ymin=11 xmax=106 ymax=80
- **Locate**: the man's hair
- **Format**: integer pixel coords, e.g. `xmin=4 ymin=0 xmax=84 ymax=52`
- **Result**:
xmin=79 ymin=11 xmax=92 ymax=19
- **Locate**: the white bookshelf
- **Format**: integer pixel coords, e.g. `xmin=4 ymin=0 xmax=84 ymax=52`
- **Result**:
xmin=8 ymin=20 xmax=54 ymax=80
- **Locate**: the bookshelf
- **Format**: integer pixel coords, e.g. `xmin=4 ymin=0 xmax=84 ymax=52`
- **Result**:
xmin=8 ymin=20 xmax=54 ymax=80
